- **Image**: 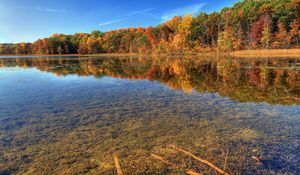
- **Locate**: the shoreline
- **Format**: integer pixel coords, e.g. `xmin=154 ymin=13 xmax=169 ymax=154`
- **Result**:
xmin=1 ymin=49 xmax=300 ymax=58
xmin=229 ymin=49 xmax=300 ymax=58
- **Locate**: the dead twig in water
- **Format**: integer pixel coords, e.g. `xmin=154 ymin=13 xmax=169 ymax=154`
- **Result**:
xmin=114 ymin=156 xmax=124 ymax=175
xmin=151 ymin=153 xmax=203 ymax=175
xmin=169 ymin=145 xmax=230 ymax=175
xmin=223 ymin=148 xmax=229 ymax=171
xmin=186 ymin=170 xmax=204 ymax=175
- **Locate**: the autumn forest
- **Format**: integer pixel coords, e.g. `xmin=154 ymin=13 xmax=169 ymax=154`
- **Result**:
xmin=0 ymin=0 xmax=300 ymax=55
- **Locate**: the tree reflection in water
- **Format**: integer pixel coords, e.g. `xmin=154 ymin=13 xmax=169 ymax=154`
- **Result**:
xmin=1 ymin=56 xmax=299 ymax=104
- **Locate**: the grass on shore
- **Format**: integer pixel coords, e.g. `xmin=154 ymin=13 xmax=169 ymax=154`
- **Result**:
xmin=230 ymin=49 xmax=300 ymax=58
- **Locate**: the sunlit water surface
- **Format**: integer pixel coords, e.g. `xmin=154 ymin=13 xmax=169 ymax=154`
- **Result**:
xmin=0 ymin=56 xmax=300 ymax=175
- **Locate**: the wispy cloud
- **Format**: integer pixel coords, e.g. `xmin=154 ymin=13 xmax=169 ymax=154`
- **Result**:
xmin=161 ymin=3 xmax=206 ymax=22
xmin=16 ymin=6 xmax=67 ymax=13
xmin=126 ymin=8 xmax=156 ymax=16
xmin=98 ymin=20 xmax=122 ymax=26
xmin=96 ymin=8 xmax=155 ymax=27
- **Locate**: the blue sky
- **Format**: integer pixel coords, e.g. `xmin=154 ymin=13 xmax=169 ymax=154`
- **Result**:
xmin=0 ymin=0 xmax=239 ymax=43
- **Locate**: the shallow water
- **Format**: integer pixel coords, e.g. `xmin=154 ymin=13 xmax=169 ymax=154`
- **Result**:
xmin=0 ymin=56 xmax=300 ymax=175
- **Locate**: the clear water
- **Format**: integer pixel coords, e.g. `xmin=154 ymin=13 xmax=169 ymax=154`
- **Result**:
xmin=0 ymin=56 xmax=300 ymax=175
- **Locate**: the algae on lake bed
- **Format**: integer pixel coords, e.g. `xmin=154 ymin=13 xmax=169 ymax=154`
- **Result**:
xmin=0 ymin=56 xmax=300 ymax=175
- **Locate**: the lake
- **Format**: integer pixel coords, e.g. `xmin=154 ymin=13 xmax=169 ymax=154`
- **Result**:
xmin=0 ymin=56 xmax=300 ymax=175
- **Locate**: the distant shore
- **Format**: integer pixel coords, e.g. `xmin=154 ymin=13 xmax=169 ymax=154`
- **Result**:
xmin=1 ymin=49 xmax=300 ymax=58
xmin=229 ymin=49 xmax=300 ymax=58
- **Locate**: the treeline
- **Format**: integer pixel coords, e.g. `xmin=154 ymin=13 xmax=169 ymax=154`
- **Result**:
xmin=0 ymin=0 xmax=299 ymax=55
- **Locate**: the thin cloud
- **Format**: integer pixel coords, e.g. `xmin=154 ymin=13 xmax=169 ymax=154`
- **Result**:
xmin=16 ymin=6 xmax=67 ymax=13
xmin=98 ymin=20 xmax=122 ymax=26
xmin=126 ymin=8 xmax=156 ymax=16
xmin=161 ymin=3 xmax=206 ymax=22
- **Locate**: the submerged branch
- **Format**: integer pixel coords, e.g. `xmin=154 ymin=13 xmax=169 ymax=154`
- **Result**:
xmin=114 ymin=156 xmax=124 ymax=175
xmin=151 ymin=153 xmax=203 ymax=175
xmin=169 ymin=145 xmax=230 ymax=175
